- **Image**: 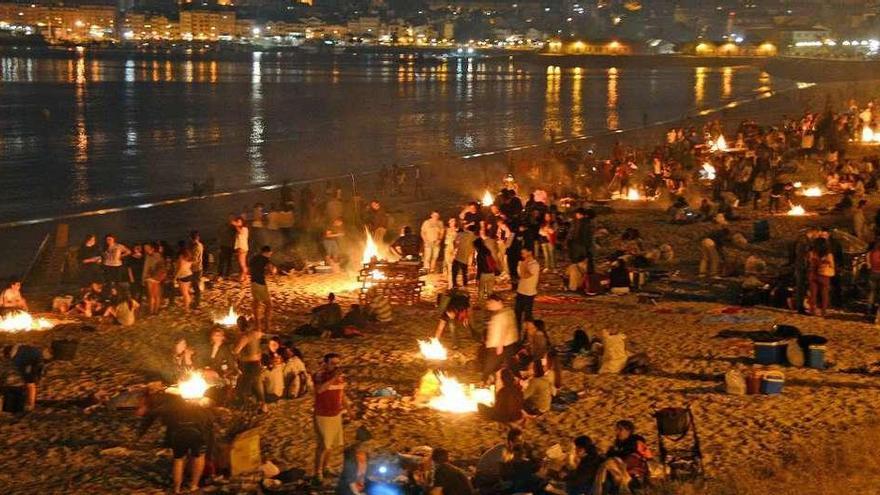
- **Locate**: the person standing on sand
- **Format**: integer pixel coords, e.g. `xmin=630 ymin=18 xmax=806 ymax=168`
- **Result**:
xmin=482 ymin=295 xmax=519 ymax=383
xmin=174 ymin=247 xmax=194 ymax=313
xmin=364 ymin=200 xmax=388 ymax=245
xmin=102 ymin=234 xmax=131 ymax=288
xmin=137 ymin=393 xmax=215 ymax=494
xmin=421 ymin=211 xmax=445 ymax=273
xmin=217 ymin=215 xmax=236 ymax=278
xmin=452 ymin=224 xmax=477 ymax=288
xmin=234 ymin=317 xmax=268 ymax=413
xmin=313 ymin=353 xmax=348 ymax=485
xmin=808 ymin=238 xmax=834 ymax=317
xmin=249 ymin=246 xmax=275 ymax=333
xmin=792 ymin=227 xmax=819 ymax=315
xmin=443 ymin=218 xmax=459 ymax=285
xmin=853 ymin=199 xmax=870 ymax=242
xmin=233 ymin=217 xmax=249 ymax=282
xmin=515 ymin=247 xmax=540 ymax=332
xmin=567 ymin=208 xmax=593 ymax=268
xmin=142 ymin=242 xmax=165 ymax=315
xmin=189 ymin=231 xmax=204 ymax=308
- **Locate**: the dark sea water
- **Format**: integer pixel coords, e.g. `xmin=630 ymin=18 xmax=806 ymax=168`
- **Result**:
xmin=0 ymin=53 xmax=793 ymax=223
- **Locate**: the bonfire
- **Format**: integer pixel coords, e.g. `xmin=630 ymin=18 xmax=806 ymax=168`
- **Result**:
xmin=418 ymin=337 xmax=448 ymax=361
xmin=426 ymin=372 xmax=494 ymax=413
xmin=177 ymin=372 xmax=209 ymax=400
xmin=787 ymin=205 xmax=807 ymax=216
xmin=862 ymin=126 xmax=880 ymax=143
xmin=802 ymin=187 xmax=822 ymax=197
xmin=481 ymin=190 xmax=494 ymax=205
xmin=0 ymin=311 xmax=53 ymax=332
xmin=214 ymin=306 xmax=239 ymax=326
xmin=363 ymin=228 xmax=380 ymax=264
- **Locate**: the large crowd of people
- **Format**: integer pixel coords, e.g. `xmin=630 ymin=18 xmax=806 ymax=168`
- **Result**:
xmin=11 ymin=96 xmax=880 ymax=493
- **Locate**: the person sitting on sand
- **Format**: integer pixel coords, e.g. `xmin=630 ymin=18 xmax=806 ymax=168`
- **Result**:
xmin=474 ymin=427 xmax=527 ymax=491
xmin=104 ymin=289 xmax=140 ymax=326
xmin=261 ymin=336 xmax=293 ymax=401
xmin=429 ymin=448 xmax=475 ymax=495
xmin=311 ymin=292 xmax=343 ymax=335
xmin=595 ymin=420 xmax=653 ymax=494
xmin=168 ymin=336 xmax=195 ymax=385
xmin=137 ymin=392 xmax=216 ymax=494
xmin=2 ymin=344 xmax=46 ymax=411
xmin=522 ymin=359 xmax=554 ymax=416
xmin=0 ymin=279 xmax=28 ymax=313
xmin=75 ymin=281 xmax=112 ymax=317
xmin=521 ymin=319 xmax=551 ymax=363
xmin=560 ymin=435 xmax=603 ymax=495
xmin=500 ymin=443 xmax=546 ymax=494
xmin=198 ymin=327 xmax=239 ymax=385
xmin=478 ymin=368 xmax=524 ymax=423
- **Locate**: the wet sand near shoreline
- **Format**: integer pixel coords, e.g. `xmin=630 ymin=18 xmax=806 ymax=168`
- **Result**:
xmin=4 ymin=80 xmax=880 ymax=493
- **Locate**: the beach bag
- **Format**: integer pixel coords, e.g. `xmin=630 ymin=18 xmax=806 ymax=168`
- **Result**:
xmin=786 ymin=340 xmax=805 ymax=367
xmin=599 ymin=333 xmax=627 ymax=374
xmin=1 ymin=386 xmax=26 ymax=413
xmin=725 ymin=369 xmax=747 ymax=395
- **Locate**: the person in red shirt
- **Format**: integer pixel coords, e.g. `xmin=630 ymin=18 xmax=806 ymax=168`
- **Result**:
xmin=313 ymin=353 xmax=347 ymax=484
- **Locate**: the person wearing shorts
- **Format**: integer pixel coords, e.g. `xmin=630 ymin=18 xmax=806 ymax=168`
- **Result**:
xmin=139 ymin=394 xmax=215 ymax=494
xmin=313 ymin=353 xmax=347 ymax=484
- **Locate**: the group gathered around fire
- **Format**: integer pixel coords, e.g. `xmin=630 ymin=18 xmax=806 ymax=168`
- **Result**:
xmin=7 ymin=96 xmax=880 ymax=493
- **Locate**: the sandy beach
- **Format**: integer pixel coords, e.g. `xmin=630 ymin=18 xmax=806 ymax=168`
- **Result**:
xmin=3 ymin=78 xmax=880 ymax=494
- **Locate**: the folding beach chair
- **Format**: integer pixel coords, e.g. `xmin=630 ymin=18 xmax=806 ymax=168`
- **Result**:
xmin=652 ymin=404 xmax=704 ymax=481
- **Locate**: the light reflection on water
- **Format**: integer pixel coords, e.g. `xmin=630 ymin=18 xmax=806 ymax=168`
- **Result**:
xmin=0 ymin=55 xmax=794 ymax=221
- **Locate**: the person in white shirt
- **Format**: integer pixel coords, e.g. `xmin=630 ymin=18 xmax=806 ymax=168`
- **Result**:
xmin=233 ymin=217 xmax=250 ymax=282
xmin=102 ymin=234 xmax=131 ymax=285
xmin=482 ymin=295 xmax=519 ymax=382
xmin=515 ymin=247 xmax=540 ymax=333
xmin=420 ymin=211 xmax=445 ymax=273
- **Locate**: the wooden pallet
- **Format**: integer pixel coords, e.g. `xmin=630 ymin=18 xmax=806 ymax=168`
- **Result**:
xmin=358 ymin=261 xmax=425 ymax=306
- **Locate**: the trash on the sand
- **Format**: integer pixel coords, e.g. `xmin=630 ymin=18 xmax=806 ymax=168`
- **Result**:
xmin=372 ymin=387 xmax=399 ymax=397
xmin=100 ymin=447 xmax=135 ymax=457
xmin=725 ymin=369 xmax=746 ymax=395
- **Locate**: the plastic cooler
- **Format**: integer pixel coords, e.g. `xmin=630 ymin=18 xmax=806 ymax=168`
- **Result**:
xmin=806 ymin=345 xmax=826 ymax=370
xmin=754 ymin=340 xmax=787 ymax=365
xmin=760 ymin=372 xmax=785 ymax=395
